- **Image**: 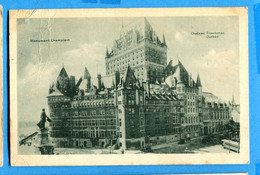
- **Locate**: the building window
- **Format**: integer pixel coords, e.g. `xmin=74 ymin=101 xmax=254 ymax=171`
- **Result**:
xmin=155 ymin=118 xmax=160 ymax=124
xmin=129 ymin=108 xmax=135 ymax=114
xmin=165 ymin=117 xmax=169 ymax=123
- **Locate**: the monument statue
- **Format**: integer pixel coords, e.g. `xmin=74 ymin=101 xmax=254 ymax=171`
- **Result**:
xmin=37 ymin=108 xmax=52 ymax=129
xmin=35 ymin=108 xmax=54 ymax=155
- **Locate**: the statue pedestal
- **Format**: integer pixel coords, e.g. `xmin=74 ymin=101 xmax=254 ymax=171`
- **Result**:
xmin=34 ymin=128 xmax=54 ymax=155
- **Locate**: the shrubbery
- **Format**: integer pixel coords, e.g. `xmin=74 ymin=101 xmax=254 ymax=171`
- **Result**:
xmin=202 ymin=134 xmax=221 ymax=145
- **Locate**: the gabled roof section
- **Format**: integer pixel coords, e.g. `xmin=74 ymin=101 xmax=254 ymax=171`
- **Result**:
xmin=119 ymin=17 xmax=164 ymax=45
xmin=202 ymin=92 xmax=219 ymax=103
xmin=119 ymin=17 xmax=153 ymax=37
xmin=164 ymin=60 xmax=198 ymax=88
xmin=176 ymin=60 xmax=197 ymax=87
xmin=48 ymin=89 xmax=64 ymax=97
xmin=58 ymin=67 xmax=69 ymax=79
xmin=56 ymin=67 xmax=70 ymax=96
xmin=164 ymin=60 xmax=179 ymax=75
xmin=177 ymin=60 xmax=189 ymax=84
xmin=48 ymin=83 xmax=64 ymax=97
xmin=79 ymin=79 xmax=88 ymax=90
xmin=122 ymin=65 xmax=140 ymax=88
xmin=123 ymin=65 xmax=136 ymax=82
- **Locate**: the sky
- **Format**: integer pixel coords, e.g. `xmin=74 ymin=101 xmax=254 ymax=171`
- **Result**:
xmin=17 ymin=16 xmax=239 ymax=122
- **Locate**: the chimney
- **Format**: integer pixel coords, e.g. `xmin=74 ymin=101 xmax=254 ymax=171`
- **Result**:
xmin=115 ymin=71 xmax=120 ymax=88
xmin=147 ymin=78 xmax=150 ymax=97
xmin=87 ymin=77 xmax=91 ymax=91
xmin=69 ymin=76 xmax=76 ymax=95
xmin=97 ymin=74 xmax=102 ymax=91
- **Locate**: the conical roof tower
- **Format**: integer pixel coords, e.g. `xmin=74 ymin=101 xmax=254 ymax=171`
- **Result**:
xmin=196 ymin=74 xmax=202 ymax=87
xmin=56 ymin=66 xmax=70 ymax=95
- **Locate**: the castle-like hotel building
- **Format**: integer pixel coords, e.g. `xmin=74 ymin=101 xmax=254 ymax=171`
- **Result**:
xmin=47 ymin=18 xmax=233 ymax=150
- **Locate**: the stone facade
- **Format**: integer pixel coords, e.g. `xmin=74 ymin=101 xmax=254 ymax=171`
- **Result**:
xmin=105 ymin=18 xmax=167 ymax=84
xmin=47 ymin=18 xmax=232 ymax=150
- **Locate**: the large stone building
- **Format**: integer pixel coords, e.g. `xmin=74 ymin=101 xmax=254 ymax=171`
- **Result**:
xmin=105 ymin=18 xmax=167 ymax=83
xmin=47 ymin=18 xmax=232 ymax=150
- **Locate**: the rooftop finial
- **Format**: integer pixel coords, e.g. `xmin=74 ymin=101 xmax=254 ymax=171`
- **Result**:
xmin=83 ymin=67 xmax=91 ymax=79
xmin=106 ymin=46 xmax=109 ymax=57
xmin=232 ymin=93 xmax=235 ymax=105
xmin=163 ymin=33 xmax=166 ymax=45
xmin=196 ymin=73 xmax=202 ymax=87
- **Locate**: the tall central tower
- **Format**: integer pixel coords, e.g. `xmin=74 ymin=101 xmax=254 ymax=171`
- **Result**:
xmin=105 ymin=17 xmax=167 ymax=83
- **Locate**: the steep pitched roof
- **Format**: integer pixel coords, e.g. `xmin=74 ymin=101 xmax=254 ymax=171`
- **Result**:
xmin=202 ymin=92 xmax=219 ymax=103
xmin=48 ymin=82 xmax=64 ymax=97
xmin=196 ymin=74 xmax=202 ymax=87
xmin=121 ymin=65 xmax=140 ymax=88
xmin=163 ymin=33 xmax=166 ymax=45
xmin=83 ymin=67 xmax=91 ymax=79
xmin=79 ymin=79 xmax=88 ymax=90
xmin=56 ymin=67 xmax=70 ymax=92
xmin=48 ymin=89 xmax=64 ymax=97
xmin=123 ymin=65 xmax=136 ymax=82
xmin=164 ymin=60 xmax=179 ymax=75
xmin=177 ymin=60 xmax=190 ymax=85
xmin=118 ymin=17 xmax=163 ymax=45
xmin=164 ymin=60 xmax=198 ymax=88
xmin=58 ymin=67 xmax=69 ymax=79
xmin=120 ymin=17 xmax=152 ymax=35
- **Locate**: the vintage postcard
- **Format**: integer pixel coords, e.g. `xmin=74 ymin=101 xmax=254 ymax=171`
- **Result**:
xmin=9 ymin=7 xmax=249 ymax=166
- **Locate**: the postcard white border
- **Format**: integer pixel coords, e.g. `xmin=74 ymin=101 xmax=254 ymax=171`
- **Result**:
xmin=9 ymin=7 xmax=249 ymax=166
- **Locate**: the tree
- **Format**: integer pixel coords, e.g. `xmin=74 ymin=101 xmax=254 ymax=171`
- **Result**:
xmin=224 ymin=119 xmax=239 ymax=141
